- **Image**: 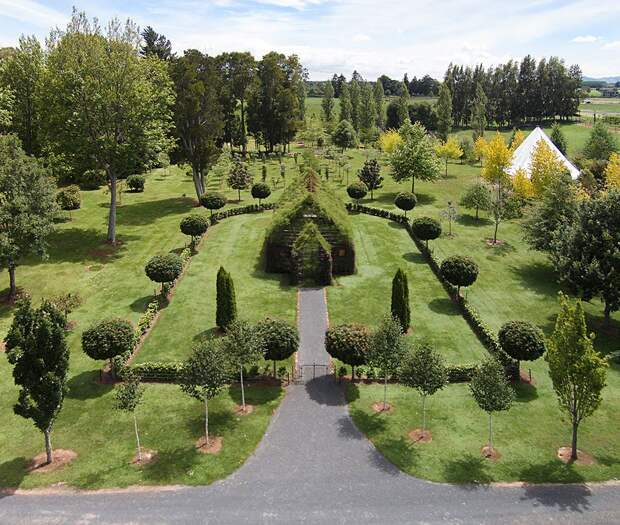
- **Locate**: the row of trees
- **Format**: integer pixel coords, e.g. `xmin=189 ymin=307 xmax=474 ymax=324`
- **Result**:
xmin=443 ymin=56 xmax=582 ymax=128
xmin=328 ymin=72 xmax=439 ymax=99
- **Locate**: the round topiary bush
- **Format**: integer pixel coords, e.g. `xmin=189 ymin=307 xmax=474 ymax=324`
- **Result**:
xmin=347 ymin=182 xmax=368 ymax=202
xmin=56 ymin=185 xmax=81 ymax=211
xmin=126 ymin=174 xmax=145 ymax=192
xmin=255 ymin=317 xmax=299 ymax=376
xmin=80 ymin=169 xmax=107 ymax=190
xmin=82 ymin=318 xmax=135 ymax=369
xmin=325 ymin=324 xmax=370 ymax=380
xmin=440 ymin=255 xmax=479 ymax=296
xmin=251 ymin=182 xmax=271 ymax=204
xmin=411 ymin=217 xmax=442 ymax=248
xmin=498 ymin=321 xmax=546 ymax=371
xmin=394 ymin=191 xmax=417 ymax=217
xmin=145 ymin=253 xmax=183 ymax=288
xmin=180 ymin=214 xmax=208 ymax=248
xmin=200 ymin=192 xmax=227 ymax=216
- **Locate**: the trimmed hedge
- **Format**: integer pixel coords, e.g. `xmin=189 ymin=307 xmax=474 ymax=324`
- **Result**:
xmin=127 ymin=174 xmax=145 ymax=192
xmin=56 ymin=185 xmax=81 ymax=210
xmin=128 ymin=361 xmax=185 ymax=382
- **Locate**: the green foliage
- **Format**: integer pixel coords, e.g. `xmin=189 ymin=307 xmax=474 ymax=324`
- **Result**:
xmin=546 ymin=293 xmax=607 ymax=460
xmin=49 ymin=292 xmax=82 ymax=323
xmin=227 ymin=161 xmax=253 ymax=200
xmin=368 ymin=314 xmax=407 ymax=384
xmin=347 ymin=182 xmax=368 ymax=202
xmin=255 ymin=317 xmax=298 ymax=364
xmin=459 ymin=182 xmax=492 ymax=219
xmin=5 ymin=299 xmax=68 ymax=462
xmin=550 ymin=123 xmax=568 ymax=155
xmin=470 ymin=358 xmax=514 ymax=414
xmin=410 ymin=216 xmax=442 ymax=247
xmin=332 ymin=120 xmax=358 ymax=151
xmin=339 ymin=82 xmax=352 ymax=123
xmin=180 ymin=339 xmax=231 ymax=401
xmin=440 ymin=255 xmax=479 ymax=295
xmin=390 ymin=120 xmax=441 ymax=192
xmin=583 ymin=122 xmax=619 ymax=161
xmin=436 ymin=83 xmax=453 ymax=141
xmin=321 ymin=80 xmax=335 ymax=122
xmin=0 ymin=134 xmax=57 ymax=298
xmin=498 ymin=321 xmax=546 ymax=364
xmin=82 ymin=318 xmax=135 ymax=362
xmin=80 ymin=169 xmax=106 ymax=190
xmin=251 ymin=182 xmax=271 ymax=204
xmin=394 ymin=191 xmax=417 ymax=216
xmin=180 ymin=214 xmax=208 ymax=246
xmin=200 ymin=192 xmax=227 ymax=215
xmin=145 ymin=253 xmax=183 ymax=285
xmin=470 ymin=82 xmax=487 ymax=140
xmin=291 ymin=222 xmax=333 ymax=285
xmin=325 ymin=324 xmax=370 ymax=375
xmin=550 ymin=190 xmax=620 ymax=322
xmin=391 ymin=268 xmax=410 ymax=332
xmin=126 ymin=174 xmax=145 ymax=192
xmin=114 ymin=371 xmax=145 ymax=412
xmin=357 ymin=159 xmax=383 ymax=199
xmin=216 ymin=266 xmax=237 ymax=329
xmin=56 ymin=185 xmax=81 ymax=211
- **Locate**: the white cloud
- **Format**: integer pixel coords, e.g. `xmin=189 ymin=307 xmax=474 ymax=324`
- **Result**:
xmin=0 ymin=0 xmax=66 ymax=27
xmin=572 ymin=35 xmax=599 ymax=43
xmin=602 ymin=40 xmax=620 ymax=50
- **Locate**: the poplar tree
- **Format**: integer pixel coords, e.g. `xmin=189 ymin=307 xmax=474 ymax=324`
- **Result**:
xmin=373 ymin=79 xmax=385 ymax=129
xmin=471 ymin=82 xmax=487 ymax=140
xmin=339 ymin=82 xmax=352 ymax=123
xmin=359 ymin=82 xmax=377 ymax=137
xmin=436 ymin=83 xmax=453 ymax=141
xmin=350 ymin=79 xmax=361 ymax=131
xmin=321 ymin=81 xmax=335 ymax=123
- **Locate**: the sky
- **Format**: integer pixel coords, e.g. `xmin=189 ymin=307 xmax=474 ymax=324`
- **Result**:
xmin=1 ymin=0 xmax=619 ymax=80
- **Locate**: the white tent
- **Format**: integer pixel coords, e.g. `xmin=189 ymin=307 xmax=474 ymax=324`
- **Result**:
xmin=507 ymin=126 xmax=580 ymax=180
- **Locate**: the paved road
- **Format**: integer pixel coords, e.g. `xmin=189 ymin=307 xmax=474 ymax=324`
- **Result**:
xmin=1 ymin=288 xmax=619 ymax=524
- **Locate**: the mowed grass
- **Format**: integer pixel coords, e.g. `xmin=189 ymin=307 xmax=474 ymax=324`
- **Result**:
xmin=135 ymin=212 xmax=296 ymax=363
xmin=0 ymin=167 xmax=286 ymax=489
xmin=327 ymin=214 xmax=487 ymax=364
xmin=318 ymin=123 xmax=620 ymax=482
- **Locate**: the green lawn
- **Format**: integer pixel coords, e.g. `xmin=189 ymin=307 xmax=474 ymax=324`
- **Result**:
xmin=327 ymin=213 xmax=487 ymax=364
xmin=0 ymin=167 xmax=287 ymax=489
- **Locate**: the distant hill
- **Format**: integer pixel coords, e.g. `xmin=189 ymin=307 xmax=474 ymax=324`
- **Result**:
xmin=583 ymin=76 xmax=620 ymax=83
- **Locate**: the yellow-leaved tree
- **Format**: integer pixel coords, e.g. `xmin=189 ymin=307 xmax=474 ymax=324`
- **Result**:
xmin=435 ymin=137 xmax=463 ymax=177
xmin=530 ymin=139 xmax=566 ymax=197
xmin=378 ymin=130 xmax=403 ymax=154
xmin=482 ymin=133 xmax=512 ymax=190
xmin=512 ymin=168 xmax=534 ymax=198
xmin=605 ymin=152 xmax=620 ymax=190
xmin=473 ymin=136 xmax=488 ymax=167
xmin=510 ymin=129 xmax=525 ymax=151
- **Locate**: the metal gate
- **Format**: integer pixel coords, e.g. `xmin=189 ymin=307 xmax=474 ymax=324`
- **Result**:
xmin=295 ymin=362 xmax=331 ymax=383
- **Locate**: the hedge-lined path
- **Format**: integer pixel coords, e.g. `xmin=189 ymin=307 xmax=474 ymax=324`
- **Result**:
xmin=1 ymin=289 xmax=619 ymax=523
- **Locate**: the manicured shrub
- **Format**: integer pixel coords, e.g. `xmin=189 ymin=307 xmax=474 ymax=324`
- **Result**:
xmin=394 ymin=191 xmax=417 ymax=217
xmin=126 ymin=174 xmax=145 ymax=192
xmin=440 ymin=255 xmax=479 ymax=296
xmin=251 ymin=182 xmax=271 ymax=204
xmin=325 ymin=324 xmax=370 ymax=380
xmin=347 ymin=182 xmax=368 ymax=203
xmin=56 ymin=185 xmax=81 ymax=211
xmin=411 ymin=216 xmax=442 ymax=248
xmin=216 ymin=266 xmax=237 ymax=329
xmin=200 ymin=192 xmax=227 ymax=216
xmin=82 ymin=318 xmax=135 ymax=370
xmin=80 ymin=169 xmax=106 ymax=190
xmin=358 ymin=159 xmax=383 ymax=199
xmin=145 ymin=253 xmax=183 ymax=290
xmin=391 ymin=268 xmax=410 ymax=332
xmin=498 ymin=321 xmax=546 ymax=373
xmin=255 ymin=317 xmax=299 ymax=376
xmin=180 ymin=214 xmax=208 ymax=249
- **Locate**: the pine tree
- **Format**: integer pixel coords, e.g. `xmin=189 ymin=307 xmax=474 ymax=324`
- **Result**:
xmin=436 ymin=83 xmax=453 ymax=141
xmin=216 ymin=266 xmax=237 ymax=329
xmin=391 ymin=268 xmax=410 ymax=332
xmin=550 ymin=123 xmax=568 ymax=155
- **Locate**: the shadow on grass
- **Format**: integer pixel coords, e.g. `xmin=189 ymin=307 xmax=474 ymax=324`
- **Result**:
xmin=403 ymin=251 xmax=427 ymax=265
xmin=0 ymin=457 xmax=28 ymax=493
xmin=513 ymin=381 xmax=539 ymax=402
xmin=457 ymin=214 xmax=493 ymax=227
xmin=227 ymin=384 xmax=283 ymax=406
xmin=141 ymin=446 xmax=201 ymax=483
xmin=374 ymin=435 xmax=419 ymax=474
xmin=443 ymin=453 xmax=493 ymax=486
xmin=116 ymin=197 xmax=195 ymax=226
xmin=345 ymin=382 xmax=361 ymax=402
xmin=66 ymin=370 xmax=114 ymax=400
xmin=192 ymin=327 xmax=221 ymax=343
xmin=510 ymin=261 xmax=557 ymax=296
xmin=428 ymin=297 xmax=460 ymax=316
xmin=415 ymin=193 xmax=437 ymax=206
xmin=348 ymin=407 xmax=388 ymax=436
xmin=372 ymin=192 xmax=399 ymax=207
xmin=484 ymin=240 xmax=517 ymax=258
xmin=129 ymin=295 xmax=156 ymax=313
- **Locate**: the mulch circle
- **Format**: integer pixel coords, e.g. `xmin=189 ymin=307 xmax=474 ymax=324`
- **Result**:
xmin=519 ymin=369 xmax=535 ymax=385
xmin=28 ymin=449 xmax=77 ymax=473
xmin=131 ymin=449 xmax=158 ymax=466
xmin=371 ymin=402 xmax=393 ymax=413
xmin=235 ymin=404 xmax=255 ymax=416
xmin=557 ymin=447 xmax=595 ymax=466
xmin=195 ymin=436 xmax=223 ymax=455
xmin=481 ymin=445 xmax=502 ymax=461
xmin=485 ymin=238 xmax=505 ymax=247
xmin=0 ymin=341 xmax=5 ymax=353
xmin=408 ymin=429 xmax=432 ymax=444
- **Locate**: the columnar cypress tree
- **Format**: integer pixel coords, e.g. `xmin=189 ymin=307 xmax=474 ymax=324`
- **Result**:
xmin=391 ymin=268 xmax=410 ymax=332
xmin=216 ymin=266 xmax=237 ymax=329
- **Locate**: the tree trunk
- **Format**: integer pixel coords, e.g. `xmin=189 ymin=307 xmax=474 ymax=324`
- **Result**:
xmin=445 ymin=158 xmax=448 ymax=177
xmin=240 ymin=364 xmax=246 ymax=411
xmin=44 ymin=427 xmax=53 ymax=465
xmin=240 ymin=99 xmax=247 ymax=157
xmin=571 ymin=419 xmax=579 ymax=461
xmin=488 ymin=413 xmax=493 ymax=450
xmin=133 ymin=412 xmax=142 ymax=462
xmin=238 ymin=189 xmax=241 ymax=202
xmin=475 ymin=206 xmax=479 ymax=220
xmin=204 ymin=395 xmax=210 ymax=446
xmin=107 ymin=174 xmax=117 ymax=244
xmin=191 ymin=166 xmax=204 ymax=201
xmin=493 ymin=219 xmax=499 ymax=244
xmin=411 ymin=177 xmax=415 ymax=193
xmin=604 ymin=302 xmax=611 ymax=327
xmin=273 ymin=360 xmax=277 ymax=378
xmin=352 ymin=365 xmax=356 ymax=382
xmin=383 ymin=375 xmax=388 ymax=411
xmin=421 ymin=395 xmax=427 ymax=432
xmin=8 ymin=263 xmax=16 ymax=300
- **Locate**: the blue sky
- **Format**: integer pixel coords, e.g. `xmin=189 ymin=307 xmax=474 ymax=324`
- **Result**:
xmin=1 ymin=0 xmax=619 ymax=79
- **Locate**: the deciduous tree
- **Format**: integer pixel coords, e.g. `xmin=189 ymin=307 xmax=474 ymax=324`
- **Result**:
xmin=358 ymin=159 xmax=383 ymax=199
xmin=436 ymin=83 xmax=453 ymax=141
xmin=459 ymin=182 xmax=492 ymax=220
xmin=114 ymin=371 xmax=146 ymax=462
xmin=435 ymin=137 xmax=463 ymax=177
